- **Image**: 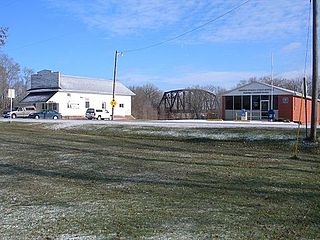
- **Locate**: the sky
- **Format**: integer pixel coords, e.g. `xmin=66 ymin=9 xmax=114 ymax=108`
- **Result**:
xmin=0 ymin=0 xmax=314 ymax=91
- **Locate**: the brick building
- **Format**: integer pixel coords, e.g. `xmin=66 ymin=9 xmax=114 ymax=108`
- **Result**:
xmin=222 ymin=82 xmax=320 ymax=124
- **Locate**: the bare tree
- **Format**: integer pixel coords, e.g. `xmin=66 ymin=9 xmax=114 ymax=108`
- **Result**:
xmin=204 ymin=85 xmax=226 ymax=118
xmin=130 ymin=84 xmax=162 ymax=119
xmin=0 ymin=27 xmax=8 ymax=47
xmin=237 ymin=76 xmax=316 ymax=97
xmin=188 ymin=85 xmax=225 ymax=118
xmin=0 ymin=54 xmax=19 ymax=110
xmin=0 ymin=54 xmax=33 ymax=111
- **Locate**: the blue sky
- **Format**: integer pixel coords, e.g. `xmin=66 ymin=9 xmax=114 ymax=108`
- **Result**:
xmin=1 ymin=0 xmax=313 ymax=90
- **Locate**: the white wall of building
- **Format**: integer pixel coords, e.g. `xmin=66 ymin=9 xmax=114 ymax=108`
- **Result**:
xmin=49 ymin=91 xmax=132 ymax=117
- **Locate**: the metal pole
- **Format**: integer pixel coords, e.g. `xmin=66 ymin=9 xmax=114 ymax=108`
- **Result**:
xmin=271 ymin=52 xmax=274 ymax=110
xmin=9 ymin=96 xmax=12 ymax=123
xmin=304 ymin=77 xmax=308 ymax=138
xmin=111 ymin=50 xmax=118 ymax=121
xmin=310 ymin=0 xmax=318 ymax=142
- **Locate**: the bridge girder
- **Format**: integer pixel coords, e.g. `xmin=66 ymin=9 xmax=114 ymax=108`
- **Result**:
xmin=158 ymin=89 xmax=218 ymax=119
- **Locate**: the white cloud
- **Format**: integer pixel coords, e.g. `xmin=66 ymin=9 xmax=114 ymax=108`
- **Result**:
xmin=46 ymin=0 xmax=309 ymax=42
xmin=120 ymin=68 xmax=265 ymax=90
xmin=281 ymin=42 xmax=302 ymax=54
xmin=199 ymin=1 xmax=309 ymax=42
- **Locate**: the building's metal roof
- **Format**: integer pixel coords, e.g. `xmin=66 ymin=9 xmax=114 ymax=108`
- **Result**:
xmin=20 ymin=91 xmax=57 ymax=103
xmin=223 ymin=81 xmax=303 ymax=96
xmin=60 ymin=75 xmax=135 ymax=96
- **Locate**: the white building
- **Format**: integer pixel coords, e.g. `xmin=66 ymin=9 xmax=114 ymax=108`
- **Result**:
xmin=21 ymin=70 xmax=135 ymax=119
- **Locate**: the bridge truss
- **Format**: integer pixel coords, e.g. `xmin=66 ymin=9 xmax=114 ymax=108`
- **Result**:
xmin=158 ymin=89 xmax=219 ymax=120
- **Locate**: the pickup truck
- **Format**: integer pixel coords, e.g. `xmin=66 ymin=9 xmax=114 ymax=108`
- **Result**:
xmin=3 ymin=106 xmax=37 ymax=118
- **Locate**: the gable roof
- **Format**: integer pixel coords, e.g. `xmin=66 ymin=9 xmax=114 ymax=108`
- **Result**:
xmin=60 ymin=75 xmax=135 ymax=96
xmin=29 ymin=70 xmax=135 ymax=96
xmin=223 ymin=81 xmax=303 ymax=96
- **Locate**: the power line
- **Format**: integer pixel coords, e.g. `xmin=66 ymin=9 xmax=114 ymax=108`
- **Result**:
xmin=1 ymin=0 xmax=18 ymax=8
xmin=5 ymin=31 xmax=79 ymax=51
xmin=123 ymin=0 xmax=251 ymax=53
xmin=303 ymin=0 xmax=312 ymax=77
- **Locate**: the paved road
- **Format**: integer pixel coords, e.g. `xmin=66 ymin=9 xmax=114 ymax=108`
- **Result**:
xmin=0 ymin=118 xmax=302 ymax=129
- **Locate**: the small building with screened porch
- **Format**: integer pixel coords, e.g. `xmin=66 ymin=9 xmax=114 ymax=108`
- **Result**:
xmin=222 ymin=81 xmax=320 ymax=124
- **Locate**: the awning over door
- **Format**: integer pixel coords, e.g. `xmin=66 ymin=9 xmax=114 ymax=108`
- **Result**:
xmin=20 ymin=91 xmax=57 ymax=104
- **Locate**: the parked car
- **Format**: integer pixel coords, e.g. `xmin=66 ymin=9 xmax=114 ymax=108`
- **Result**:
xmin=28 ymin=110 xmax=62 ymax=120
xmin=85 ymin=108 xmax=111 ymax=120
xmin=2 ymin=106 xmax=36 ymax=118
xmin=2 ymin=107 xmax=18 ymax=118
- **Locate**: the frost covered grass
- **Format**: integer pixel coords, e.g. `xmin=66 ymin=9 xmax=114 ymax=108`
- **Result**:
xmin=0 ymin=121 xmax=319 ymax=239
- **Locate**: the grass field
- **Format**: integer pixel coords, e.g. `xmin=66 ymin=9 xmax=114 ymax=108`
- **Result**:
xmin=0 ymin=121 xmax=319 ymax=239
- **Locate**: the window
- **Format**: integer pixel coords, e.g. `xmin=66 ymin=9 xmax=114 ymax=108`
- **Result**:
xmin=53 ymin=103 xmax=58 ymax=111
xmin=102 ymin=102 xmax=106 ymax=109
xmin=86 ymin=108 xmax=94 ymax=113
xmin=225 ymin=96 xmax=233 ymax=110
xmin=261 ymin=95 xmax=269 ymax=100
xmin=234 ymin=96 xmax=242 ymax=110
xmin=119 ymin=103 xmax=124 ymax=108
xmin=243 ymin=96 xmax=250 ymax=110
xmin=272 ymin=95 xmax=278 ymax=110
xmin=252 ymin=95 xmax=260 ymax=110
xmin=85 ymin=100 xmax=90 ymax=108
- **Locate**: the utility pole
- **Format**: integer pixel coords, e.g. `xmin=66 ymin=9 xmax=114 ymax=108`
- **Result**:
xmin=111 ymin=50 xmax=119 ymax=121
xmin=271 ymin=52 xmax=274 ymax=111
xmin=310 ymin=0 xmax=318 ymax=142
xmin=304 ymin=77 xmax=308 ymax=138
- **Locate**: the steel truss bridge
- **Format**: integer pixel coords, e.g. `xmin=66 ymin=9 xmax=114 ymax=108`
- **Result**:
xmin=158 ymin=89 xmax=219 ymax=120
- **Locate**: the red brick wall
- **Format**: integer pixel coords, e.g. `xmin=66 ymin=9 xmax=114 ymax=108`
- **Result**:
xmin=278 ymin=95 xmax=293 ymax=121
xmin=278 ymin=95 xmax=320 ymax=124
xmin=292 ymin=96 xmax=309 ymax=123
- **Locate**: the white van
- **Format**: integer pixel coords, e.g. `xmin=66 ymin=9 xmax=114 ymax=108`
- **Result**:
xmin=85 ymin=108 xmax=111 ymax=120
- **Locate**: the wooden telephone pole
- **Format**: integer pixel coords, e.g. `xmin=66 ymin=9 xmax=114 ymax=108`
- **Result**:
xmin=310 ymin=0 xmax=319 ymax=142
xmin=111 ymin=50 xmax=119 ymax=121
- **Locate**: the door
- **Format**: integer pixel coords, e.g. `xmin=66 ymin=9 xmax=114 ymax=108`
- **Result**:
xmin=260 ymin=100 xmax=269 ymax=119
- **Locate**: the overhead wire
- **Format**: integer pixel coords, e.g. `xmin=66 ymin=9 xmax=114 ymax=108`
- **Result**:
xmin=1 ymin=0 xmax=18 ymax=8
xmin=5 ymin=31 xmax=80 ymax=52
xmin=4 ymin=2 xmax=212 ymax=52
xmin=122 ymin=0 xmax=251 ymax=53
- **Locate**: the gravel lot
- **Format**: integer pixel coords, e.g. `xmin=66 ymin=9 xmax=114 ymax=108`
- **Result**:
xmin=0 ymin=118 xmax=300 ymax=129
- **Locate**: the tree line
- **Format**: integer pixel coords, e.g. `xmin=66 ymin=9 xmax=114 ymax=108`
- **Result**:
xmin=237 ymin=76 xmax=318 ymax=98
